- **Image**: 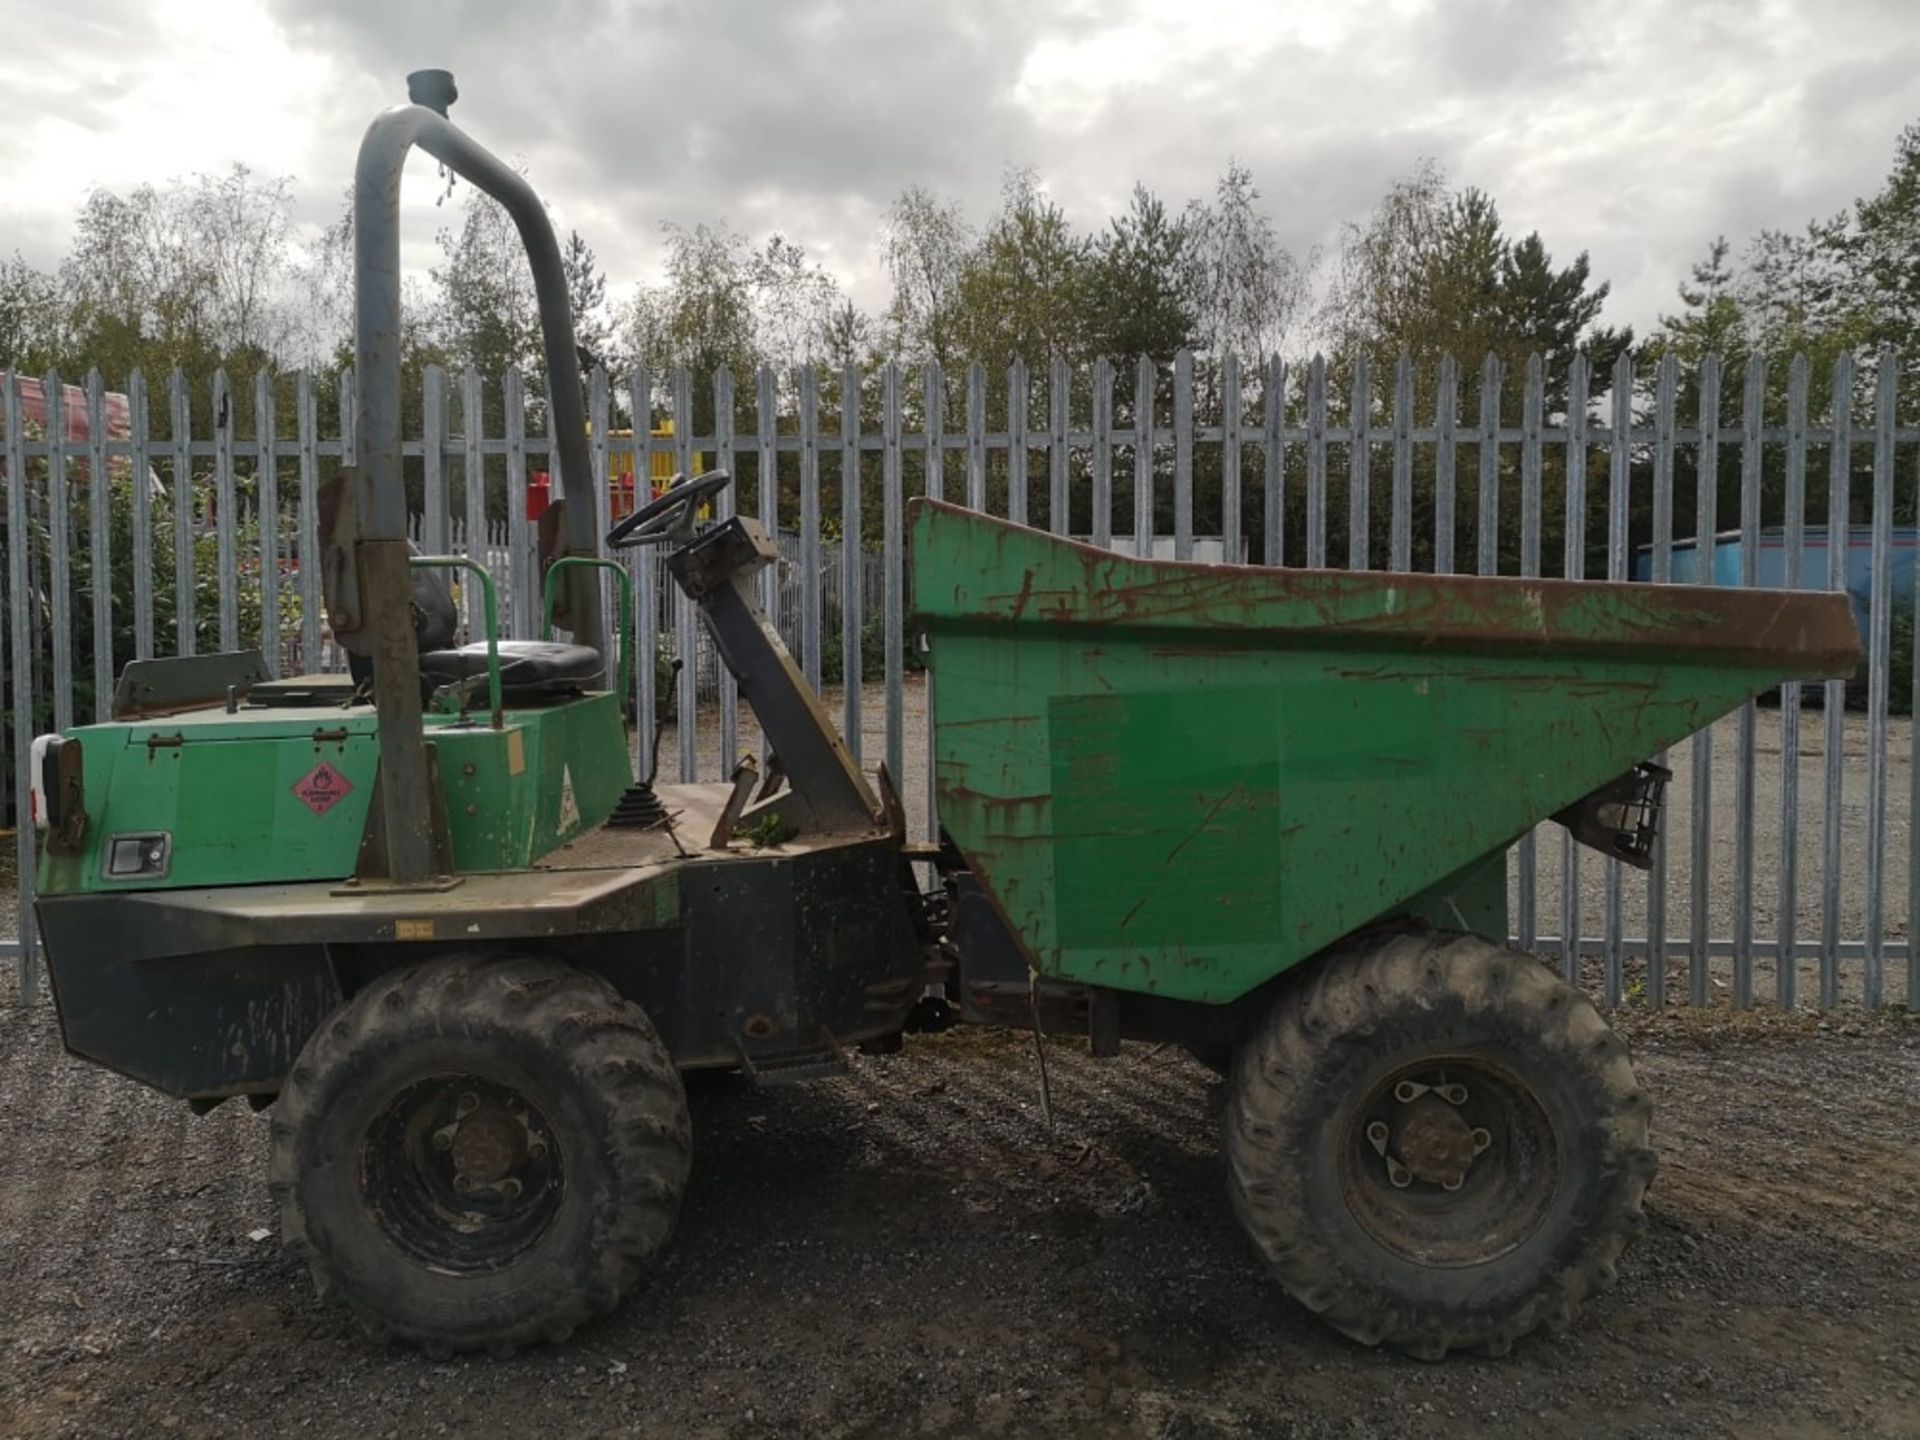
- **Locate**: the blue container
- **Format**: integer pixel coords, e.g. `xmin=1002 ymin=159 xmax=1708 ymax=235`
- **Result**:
xmin=1633 ymin=527 xmax=1918 ymax=639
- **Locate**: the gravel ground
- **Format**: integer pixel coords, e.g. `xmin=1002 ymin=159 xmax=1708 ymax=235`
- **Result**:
xmin=1 ymin=973 xmax=1916 ymax=1440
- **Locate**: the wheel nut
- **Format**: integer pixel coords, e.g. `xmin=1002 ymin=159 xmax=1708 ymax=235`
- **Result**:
xmin=1436 ymin=1083 xmax=1468 ymax=1106
xmin=498 ymin=1178 xmax=522 ymax=1200
xmin=528 ymin=1139 xmax=548 ymax=1160
xmin=457 ymin=1092 xmax=480 ymax=1117
xmin=432 ymin=1130 xmax=454 ymax=1152
xmin=453 ymin=1173 xmax=472 ymax=1195
xmin=1470 ymin=1127 xmax=1492 ymax=1154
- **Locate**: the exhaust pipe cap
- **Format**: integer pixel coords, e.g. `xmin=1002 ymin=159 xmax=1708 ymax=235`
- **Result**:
xmin=406 ymin=69 xmax=458 ymax=117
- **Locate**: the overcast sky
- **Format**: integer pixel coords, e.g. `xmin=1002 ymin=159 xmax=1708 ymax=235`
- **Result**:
xmin=4 ymin=0 xmax=1918 ymax=348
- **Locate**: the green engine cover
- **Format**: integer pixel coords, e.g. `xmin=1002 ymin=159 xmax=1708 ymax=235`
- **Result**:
xmin=36 ymin=691 xmax=632 ymax=895
xmin=909 ymin=500 xmax=1860 ymax=1005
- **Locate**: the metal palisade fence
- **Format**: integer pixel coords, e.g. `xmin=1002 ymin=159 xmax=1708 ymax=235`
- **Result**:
xmin=2 ymin=351 xmax=1916 ymax=1012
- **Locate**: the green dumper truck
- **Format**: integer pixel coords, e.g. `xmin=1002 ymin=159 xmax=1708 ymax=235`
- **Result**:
xmin=25 ymin=73 xmax=1861 ymax=1360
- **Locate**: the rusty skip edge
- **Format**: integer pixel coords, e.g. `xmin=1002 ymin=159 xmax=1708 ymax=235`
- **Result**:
xmin=905 ymin=500 xmax=1862 ymax=680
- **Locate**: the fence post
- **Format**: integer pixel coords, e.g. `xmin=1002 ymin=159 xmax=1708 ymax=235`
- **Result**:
xmin=632 ymin=368 xmax=659 ymax=777
xmin=1174 ymin=350 xmax=1194 ymax=561
xmin=503 ymin=366 xmax=529 ymax=640
xmin=1647 ymin=353 xmax=1677 ymax=1005
xmin=1390 ymin=353 xmax=1412 ymax=573
xmin=256 ymin=370 xmax=280 ymax=676
xmin=1779 ymin=354 xmax=1810 ymax=1010
xmin=5 ymin=372 xmax=39 ymax=1002
xmin=212 ymin=369 xmax=238 ymax=653
xmin=800 ymin=365 xmax=823 ymax=700
xmin=1604 ymin=349 xmax=1634 ymax=1005
xmin=1515 ymin=353 xmax=1544 ymax=955
xmin=130 ymin=369 xmax=154 ymax=663
xmin=1222 ymin=354 xmax=1242 ymax=564
xmin=296 ymin=372 xmax=323 ymax=673
xmin=1049 ymin=356 xmax=1069 ymax=537
xmin=1863 ymin=349 xmax=1898 ymax=1009
xmin=716 ymin=367 xmax=739 ymax=774
xmin=883 ymin=361 xmax=905 ymax=785
xmin=1306 ymin=356 xmax=1327 ymax=568
xmin=1434 ymin=354 xmax=1458 ymax=575
xmin=1476 ymin=354 xmax=1501 ymax=579
xmin=1008 ymin=358 xmax=1028 ymax=528
xmin=1262 ymin=355 xmax=1285 ymax=568
xmin=754 ymin=362 xmax=779 ymax=699
xmin=170 ymin=370 xmax=194 ymax=656
xmin=1561 ymin=354 xmax=1588 ymax=982
xmin=673 ymin=367 xmax=698 ymax=781
xmin=923 ymin=362 xmax=944 ymax=841
xmin=967 ymin=361 xmax=987 ymax=513
xmin=1133 ymin=357 xmax=1154 ymax=555
xmin=1348 ymin=355 xmax=1370 ymax=571
xmin=460 ymin=369 xmax=485 ymax=642
xmin=86 ymin=371 xmax=112 ymax=720
xmin=841 ymin=361 xmax=864 ymax=762
xmin=1092 ymin=357 xmax=1112 ymax=550
xmin=422 ymin=365 xmax=449 ymax=555
xmin=45 ymin=371 xmax=73 ymax=732
xmin=1690 ymin=355 xmax=1723 ymax=1007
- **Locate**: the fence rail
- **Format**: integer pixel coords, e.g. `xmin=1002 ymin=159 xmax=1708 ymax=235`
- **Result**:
xmin=3 ymin=350 xmax=1916 ymax=1014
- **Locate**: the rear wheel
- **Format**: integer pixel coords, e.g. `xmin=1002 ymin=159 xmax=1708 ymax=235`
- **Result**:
xmin=269 ymin=954 xmax=691 ymax=1355
xmin=1225 ymin=932 xmax=1655 ymax=1358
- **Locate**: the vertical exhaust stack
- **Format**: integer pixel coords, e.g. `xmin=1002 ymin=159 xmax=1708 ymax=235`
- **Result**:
xmin=345 ymin=71 xmax=605 ymax=886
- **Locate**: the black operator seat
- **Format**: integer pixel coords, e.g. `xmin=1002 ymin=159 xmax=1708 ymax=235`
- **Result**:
xmin=350 ymin=546 xmax=604 ymax=699
xmin=417 ymin=639 xmax=603 ymax=697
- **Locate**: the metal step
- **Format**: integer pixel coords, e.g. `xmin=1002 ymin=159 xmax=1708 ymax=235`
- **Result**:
xmin=737 ymin=1044 xmax=846 ymax=1088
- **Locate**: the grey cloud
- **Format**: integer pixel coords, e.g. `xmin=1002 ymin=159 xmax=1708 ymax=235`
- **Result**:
xmin=1410 ymin=0 xmax=1583 ymax=96
xmin=7 ymin=0 xmax=1916 ymax=344
xmin=264 ymin=0 xmax=1049 ymax=300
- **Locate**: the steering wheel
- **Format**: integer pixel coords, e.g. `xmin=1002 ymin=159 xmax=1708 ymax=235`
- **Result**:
xmin=605 ymin=469 xmax=734 ymax=549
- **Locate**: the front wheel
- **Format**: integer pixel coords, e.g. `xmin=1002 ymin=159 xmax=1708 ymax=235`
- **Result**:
xmin=269 ymin=954 xmax=691 ymax=1355
xmin=1225 ymin=932 xmax=1656 ymax=1358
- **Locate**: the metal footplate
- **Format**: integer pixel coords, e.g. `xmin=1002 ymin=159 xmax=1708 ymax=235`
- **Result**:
xmin=736 ymin=1026 xmax=849 ymax=1088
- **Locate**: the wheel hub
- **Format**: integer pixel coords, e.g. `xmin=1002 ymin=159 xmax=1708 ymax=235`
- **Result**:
xmin=361 ymin=1074 xmax=564 ymax=1272
xmin=1340 ymin=1054 xmax=1560 ymax=1269
xmin=1394 ymin=1093 xmax=1485 ymax=1189
xmin=443 ymin=1098 xmax=530 ymax=1192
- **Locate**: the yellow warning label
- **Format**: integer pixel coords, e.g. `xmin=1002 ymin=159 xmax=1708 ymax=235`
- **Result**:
xmin=395 ymin=919 xmax=435 ymax=941
xmin=507 ymin=729 xmax=526 ymax=776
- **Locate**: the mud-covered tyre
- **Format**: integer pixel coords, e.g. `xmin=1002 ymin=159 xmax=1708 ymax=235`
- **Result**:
xmin=268 ymin=954 xmax=691 ymax=1355
xmin=1225 ymin=932 xmax=1656 ymax=1359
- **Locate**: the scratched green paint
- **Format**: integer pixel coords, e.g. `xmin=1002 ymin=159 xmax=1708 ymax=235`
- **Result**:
xmin=911 ymin=501 xmax=1859 ymax=1005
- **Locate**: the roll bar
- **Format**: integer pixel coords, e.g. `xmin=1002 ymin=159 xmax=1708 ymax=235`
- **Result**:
xmin=348 ymin=71 xmax=604 ymax=885
xmin=354 ymin=70 xmax=602 ymax=633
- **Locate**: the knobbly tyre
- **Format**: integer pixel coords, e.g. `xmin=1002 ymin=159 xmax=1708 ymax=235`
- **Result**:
xmin=26 ymin=72 xmax=1861 ymax=1360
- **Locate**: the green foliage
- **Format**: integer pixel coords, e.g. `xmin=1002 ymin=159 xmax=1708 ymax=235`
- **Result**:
xmin=1852 ymin=121 xmax=1920 ymax=354
xmin=1084 ymin=185 xmax=1198 ymax=366
xmin=9 ymin=468 xmax=275 ymax=733
xmin=736 ymin=811 xmax=796 ymax=848
xmin=815 ymin=612 xmax=920 ymax=687
xmin=1889 ymin=607 xmax=1914 ymax=718
xmin=1323 ymin=159 xmax=1627 ymax=414
xmin=951 ymin=170 xmax=1093 ymax=372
